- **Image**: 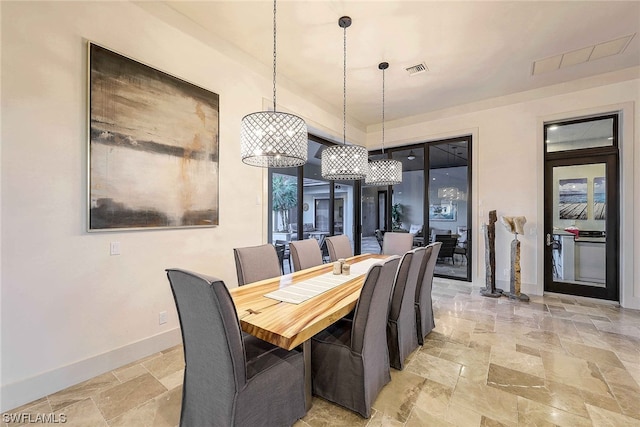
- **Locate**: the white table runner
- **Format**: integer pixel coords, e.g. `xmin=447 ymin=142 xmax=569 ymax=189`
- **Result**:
xmin=264 ymin=258 xmax=382 ymax=304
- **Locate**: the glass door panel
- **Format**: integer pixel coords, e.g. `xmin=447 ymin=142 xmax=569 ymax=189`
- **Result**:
xmin=270 ymin=170 xmax=298 ymax=244
xmin=391 ymin=148 xmax=425 ymax=234
xmin=361 ymin=154 xmax=390 ymax=254
xmin=545 ymin=157 xmax=618 ymax=299
xmin=428 ymin=140 xmax=470 ymax=280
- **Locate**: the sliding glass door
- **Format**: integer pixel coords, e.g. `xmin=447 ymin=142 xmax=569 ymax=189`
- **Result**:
xmin=269 ymin=135 xmax=361 ymax=270
xmin=367 ymin=136 xmax=472 ymax=281
xmin=428 ymin=139 xmax=470 ymax=280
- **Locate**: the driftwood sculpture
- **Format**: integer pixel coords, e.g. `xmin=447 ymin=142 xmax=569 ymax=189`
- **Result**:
xmin=501 ymin=216 xmax=529 ymax=302
xmin=481 ymin=210 xmax=502 ymax=297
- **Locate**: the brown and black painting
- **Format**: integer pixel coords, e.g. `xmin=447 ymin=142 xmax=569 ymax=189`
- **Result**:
xmin=89 ymin=43 xmax=219 ymax=230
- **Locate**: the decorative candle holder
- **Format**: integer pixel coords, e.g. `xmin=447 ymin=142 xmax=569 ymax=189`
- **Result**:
xmin=341 ymin=263 xmax=351 ymax=275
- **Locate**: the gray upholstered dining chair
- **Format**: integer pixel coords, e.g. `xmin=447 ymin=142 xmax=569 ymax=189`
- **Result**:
xmin=325 ymin=234 xmax=353 ymax=262
xmin=311 ymin=255 xmax=401 ymax=418
xmin=387 ymin=246 xmax=427 ymax=370
xmin=233 ymin=243 xmax=281 ymax=286
xmin=165 ymin=269 xmax=306 ymax=427
xmin=415 ymin=242 xmax=441 ymax=344
xmin=289 ymin=238 xmax=323 ymax=272
xmin=382 ymin=231 xmax=414 ymax=256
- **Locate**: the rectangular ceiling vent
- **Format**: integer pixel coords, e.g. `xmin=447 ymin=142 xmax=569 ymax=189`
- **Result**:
xmin=406 ymin=62 xmax=428 ymax=76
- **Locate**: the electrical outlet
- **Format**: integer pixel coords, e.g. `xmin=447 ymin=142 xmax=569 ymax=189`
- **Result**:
xmin=159 ymin=311 xmax=168 ymax=325
xmin=110 ymin=241 xmax=121 ymax=256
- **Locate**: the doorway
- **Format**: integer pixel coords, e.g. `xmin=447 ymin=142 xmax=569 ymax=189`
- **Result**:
xmin=543 ymin=115 xmax=619 ymax=300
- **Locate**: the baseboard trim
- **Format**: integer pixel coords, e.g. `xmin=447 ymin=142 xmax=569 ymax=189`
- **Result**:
xmin=1 ymin=328 xmax=181 ymax=413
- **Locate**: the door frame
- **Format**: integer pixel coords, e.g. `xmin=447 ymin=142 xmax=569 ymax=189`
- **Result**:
xmin=543 ymin=115 xmax=619 ymax=301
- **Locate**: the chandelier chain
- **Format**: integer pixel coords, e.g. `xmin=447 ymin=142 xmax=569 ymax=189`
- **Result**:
xmin=343 ymin=24 xmax=347 ymax=146
xmin=381 ymin=65 xmax=385 ymax=154
xmin=272 ymin=0 xmax=277 ymax=111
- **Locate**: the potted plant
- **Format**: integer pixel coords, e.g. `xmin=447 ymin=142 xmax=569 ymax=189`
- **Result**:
xmin=272 ymin=175 xmax=297 ymax=239
xmin=391 ymin=203 xmax=403 ymax=230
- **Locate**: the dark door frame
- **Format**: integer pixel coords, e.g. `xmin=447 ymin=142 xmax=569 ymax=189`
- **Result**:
xmin=543 ymin=115 xmax=620 ymax=301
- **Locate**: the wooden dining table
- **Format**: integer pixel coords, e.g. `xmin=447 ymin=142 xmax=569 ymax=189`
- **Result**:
xmin=229 ymin=253 xmax=388 ymax=408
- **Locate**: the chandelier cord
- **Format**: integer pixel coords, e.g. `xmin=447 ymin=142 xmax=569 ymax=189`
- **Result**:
xmin=272 ymin=0 xmax=277 ymax=112
xmin=343 ymin=23 xmax=347 ymax=146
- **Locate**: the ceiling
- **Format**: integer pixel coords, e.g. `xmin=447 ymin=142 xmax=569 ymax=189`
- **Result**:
xmin=136 ymin=1 xmax=640 ymax=129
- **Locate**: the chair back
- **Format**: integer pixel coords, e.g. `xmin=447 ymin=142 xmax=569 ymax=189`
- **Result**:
xmin=389 ymin=247 xmax=426 ymax=322
xmin=289 ymin=239 xmax=323 ymax=271
xmin=388 ymin=247 xmax=426 ymax=369
xmin=166 ymin=269 xmax=246 ymax=424
xmin=351 ymin=256 xmax=401 ymax=355
xmin=415 ymin=242 xmax=441 ymax=343
xmin=233 ymin=244 xmax=281 ymax=286
xmin=382 ymin=232 xmax=413 ymax=256
xmin=435 ymin=235 xmax=457 ymax=258
xmin=325 ymin=235 xmax=353 ymax=262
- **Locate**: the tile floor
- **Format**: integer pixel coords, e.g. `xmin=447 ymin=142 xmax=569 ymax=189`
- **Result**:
xmin=4 ymin=279 xmax=640 ymax=426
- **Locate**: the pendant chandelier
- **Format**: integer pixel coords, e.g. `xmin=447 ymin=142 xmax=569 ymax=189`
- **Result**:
xmin=240 ymin=0 xmax=307 ymax=168
xmin=321 ymin=16 xmax=368 ymax=181
xmin=365 ymin=62 xmax=402 ymax=186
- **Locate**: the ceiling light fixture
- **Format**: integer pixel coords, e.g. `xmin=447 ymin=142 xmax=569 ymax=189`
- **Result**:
xmin=407 ymin=150 xmax=416 ymax=160
xmin=240 ymin=0 xmax=307 ymax=168
xmin=365 ymin=62 xmax=402 ymax=186
xmin=321 ymin=16 xmax=368 ymax=181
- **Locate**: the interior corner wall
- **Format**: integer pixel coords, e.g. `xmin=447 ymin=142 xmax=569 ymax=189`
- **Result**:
xmin=0 ymin=1 xmax=343 ymax=411
xmin=383 ymin=78 xmax=639 ymax=309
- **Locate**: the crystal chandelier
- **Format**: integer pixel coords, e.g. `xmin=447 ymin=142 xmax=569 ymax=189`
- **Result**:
xmin=240 ymin=0 xmax=307 ymax=168
xmin=321 ymin=16 xmax=368 ymax=180
xmin=365 ymin=62 xmax=402 ymax=186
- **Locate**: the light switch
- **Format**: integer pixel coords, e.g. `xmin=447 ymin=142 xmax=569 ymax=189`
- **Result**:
xmin=110 ymin=241 xmax=121 ymax=256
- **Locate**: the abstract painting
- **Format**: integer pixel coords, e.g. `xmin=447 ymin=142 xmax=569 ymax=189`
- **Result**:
xmin=88 ymin=43 xmax=219 ymax=230
xmin=429 ymin=203 xmax=457 ymax=221
xmin=593 ymin=177 xmax=606 ymax=220
xmin=558 ymin=178 xmax=587 ymax=220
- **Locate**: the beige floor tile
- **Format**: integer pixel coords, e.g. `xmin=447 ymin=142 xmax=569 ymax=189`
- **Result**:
xmin=405 ymin=351 xmax=462 ymax=389
xmin=489 ymin=347 xmax=545 ymax=378
xmin=108 ymin=386 xmax=182 ymax=427
xmin=609 ymin=383 xmax=640 ymax=420
xmin=562 ymin=341 xmax=626 ymax=369
xmin=364 ymin=409 xmax=404 ymax=427
xmin=444 ymin=400 xmax=483 ymax=427
xmin=93 ymin=373 xmax=167 ymax=421
xmin=541 ymin=350 xmax=612 ymax=396
xmin=301 ymin=397 xmax=368 ymax=427
xmin=411 ymin=378 xmax=453 ymax=419
xmin=406 ymin=407 xmax=456 ymax=427
xmin=112 ymin=363 xmax=148 ymax=383
xmin=486 ymin=363 xmax=591 ymax=417
xmin=450 ymin=376 xmax=518 ymax=426
xmin=47 ymin=372 xmax=120 ymax=412
xmin=142 ymin=347 xmax=185 ymax=382
xmin=158 ymin=369 xmax=184 ymax=391
xmin=516 ymin=396 xmax=592 ymax=427
xmin=480 ymin=415 xmax=512 ymax=426
xmin=586 ymin=403 xmax=640 ymax=427
xmin=49 ymin=398 xmax=106 ymax=427
xmin=371 ymin=369 xmax=426 ymax=423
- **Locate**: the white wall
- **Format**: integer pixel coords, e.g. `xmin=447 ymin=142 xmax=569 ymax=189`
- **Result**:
xmin=372 ymin=73 xmax=639 ymax=310
xmin=0 ymin=1 xmax=349 ymax=411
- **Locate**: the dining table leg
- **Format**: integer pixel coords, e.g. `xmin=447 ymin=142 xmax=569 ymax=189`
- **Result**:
xmin=303 ymin=340 xmax=312 ymax=410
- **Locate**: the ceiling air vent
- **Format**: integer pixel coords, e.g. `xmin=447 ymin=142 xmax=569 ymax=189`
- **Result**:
xmin=405 ymin=62 xmax=428 ymax=76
